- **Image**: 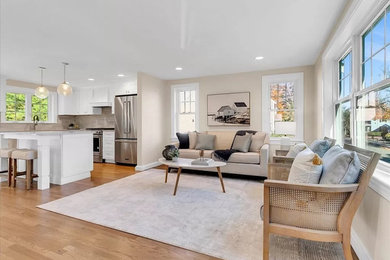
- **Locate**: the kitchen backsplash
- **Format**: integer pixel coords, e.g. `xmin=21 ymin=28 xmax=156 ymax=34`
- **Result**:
xmin=0 ymin=107 xmax=115 ymax=131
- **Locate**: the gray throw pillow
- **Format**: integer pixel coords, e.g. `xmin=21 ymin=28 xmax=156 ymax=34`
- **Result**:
xmin=195 ymin=133 xmax=216 ymax=150
xmin=309 ymin=139 xmax=331 ymax=158
xmin=319 ymin=145 xmax=361 ymax=184
xmin=231 ymin=135 xmax=252 ymax=153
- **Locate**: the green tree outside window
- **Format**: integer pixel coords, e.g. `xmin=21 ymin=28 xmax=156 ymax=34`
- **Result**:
xmin=31 ymin=95 xmax=48 ymax=121
xmin=5 ymin=93 xmax=26 ymax=121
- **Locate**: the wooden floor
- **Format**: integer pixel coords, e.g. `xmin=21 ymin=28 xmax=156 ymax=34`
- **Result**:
xmin=0 ymin=163 xmax=217 ymax=260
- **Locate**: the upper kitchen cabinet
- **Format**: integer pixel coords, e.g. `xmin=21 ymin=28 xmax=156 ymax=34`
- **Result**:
xmin=79 ymin=88 xmax=102 ymax=115
xmin=58 ymin=89 xmax=80 ymax=115
xmin=92 ymin=88 xmax=109 ymax=103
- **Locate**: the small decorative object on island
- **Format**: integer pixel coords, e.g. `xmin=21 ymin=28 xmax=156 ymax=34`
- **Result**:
xmin=162 ymin=145 xmax=179 ymax=160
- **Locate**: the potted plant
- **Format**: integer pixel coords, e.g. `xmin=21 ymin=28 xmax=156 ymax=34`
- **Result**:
xmin=169 ymin=149 xmax=180 ymax=162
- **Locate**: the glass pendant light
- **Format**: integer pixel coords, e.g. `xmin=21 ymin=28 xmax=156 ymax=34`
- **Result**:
xmin=35 ymin=67 xmax=49 ymax=99
xmin=57 ymin=62 xmax=72 ymax=96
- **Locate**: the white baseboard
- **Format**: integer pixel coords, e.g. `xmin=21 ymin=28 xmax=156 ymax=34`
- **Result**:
xmin=51 ymin=171 xmax=91 ymax=185
xmin=135 ymin=161 xmax=161 ymax=171
xmin=351 ymin=228 xmax=372 ymax=260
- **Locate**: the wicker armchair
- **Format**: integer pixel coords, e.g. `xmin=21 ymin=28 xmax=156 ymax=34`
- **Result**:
xmin=263 ymin=144 xmax=380 ymax=260
xmin=272 ymin=137 xmax=336 ymax=164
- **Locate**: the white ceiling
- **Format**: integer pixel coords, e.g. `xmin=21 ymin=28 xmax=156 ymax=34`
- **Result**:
xmin=0 ymin=0 xmax=348 ymax=87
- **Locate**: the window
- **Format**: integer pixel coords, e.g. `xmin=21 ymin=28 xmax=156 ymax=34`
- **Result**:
xmin=171 ymin=83 xmax=199 ymax=137
xmin=262 ymin=73 xmax=304 ymax=140
xmin=335 ymin=101 xmax=351 ymax=145
xmin=1 ymin=86 xmax=56 ymax=123
xmin=339 ymin=52 xmax=352 ymax=98
xmin=31 ymin=95 xmax=48 ymax=121
xmin=362 ymin=7 xmax=390 ymax=88
xmin=270 ymin=82 xmax=295 ymax=137
xmin=5 ymin=93 xmax=26 ymax=121
xmin=356 ymin=86 xmax=390 ymax=163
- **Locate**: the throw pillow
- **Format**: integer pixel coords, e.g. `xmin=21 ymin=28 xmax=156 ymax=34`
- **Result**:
xmin=309 ymin=139 xmax=331 ymax=158
xmin=232 ymin=134 xmax=252 ymax=153
xmin=188 ymin=131 xmax=198 ymax=149
xmin=319 ymin=145 xmax=361 ymax=184
xmin=286 ymin=143 xmax=307 ymax=157
xmin=195 ymin=133 xmax=216 ymax=150
xmin=247 ymin=132 xmax=267 ymax=152
xmin=288 ymin=148 xmax=323 ymax=184
xmin=176 ymin=132 xmax=189 ymax=149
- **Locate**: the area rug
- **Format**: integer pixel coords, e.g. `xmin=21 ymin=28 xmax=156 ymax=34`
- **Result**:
xmin=38 ymin=169 xmax=344 ymax=260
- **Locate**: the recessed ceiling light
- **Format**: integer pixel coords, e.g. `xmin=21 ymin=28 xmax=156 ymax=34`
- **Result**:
xmin=175 ymin=67 xmax=183 ymax=71
xmin=117 ymin=74 xmax=125 ymax=77
xmin=255 ymin=56 xmax=264 ymax=60
xmin=88 ymin=78 xmax=95 ymax=81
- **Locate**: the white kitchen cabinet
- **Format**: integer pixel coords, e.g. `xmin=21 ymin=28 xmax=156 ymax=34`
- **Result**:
xmin=58 ymin=89 xmax=80 ymax=115
xmin=103 ymin=130 xmax=115 ymax=163
xmin=77 ymin=88 xmax=102 ymax=115
xmin=92 ymin=88 xmax=109 ymax=102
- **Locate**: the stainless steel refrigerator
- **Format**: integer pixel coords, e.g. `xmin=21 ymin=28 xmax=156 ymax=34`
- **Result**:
xmin=115 ymin=94 xmax=137 ymax=164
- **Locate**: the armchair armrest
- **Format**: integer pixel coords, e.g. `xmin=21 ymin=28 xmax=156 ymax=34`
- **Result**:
xmin=263 ymin=180 xmax=358 ymax=231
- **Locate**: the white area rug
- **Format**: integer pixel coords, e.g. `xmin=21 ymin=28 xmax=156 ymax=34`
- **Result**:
xmin=38 ymin=169 xmax=344 ymax=260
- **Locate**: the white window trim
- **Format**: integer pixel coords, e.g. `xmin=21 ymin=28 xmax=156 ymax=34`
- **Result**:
xmin=261 ymin=72 xmax=304 ymax=142
xmin=0 ymin=85 xmax=58 ymax=124
xmin=171 ymin=83 xmax=199 ymax=139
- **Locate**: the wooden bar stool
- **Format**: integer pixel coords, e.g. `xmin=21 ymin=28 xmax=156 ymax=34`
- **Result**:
xmin=11 ymin=149 xmax=38 ymax=190
xmin=0 ymin=148 xmax=17 ymax=186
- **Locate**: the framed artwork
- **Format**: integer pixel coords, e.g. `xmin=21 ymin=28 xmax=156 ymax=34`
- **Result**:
xmin=207 ymin=92 xmax=250 ymax=126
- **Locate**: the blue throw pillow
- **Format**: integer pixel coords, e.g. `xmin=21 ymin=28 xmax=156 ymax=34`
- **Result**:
xmin=309 ymin=139 xmax=331 ymax=158
xmin=319 ymin=145 xmax=361 ymax=184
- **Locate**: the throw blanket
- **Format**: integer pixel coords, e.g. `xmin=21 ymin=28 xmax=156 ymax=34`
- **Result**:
xmin=213 ymin=130 xmax=257 ymax=161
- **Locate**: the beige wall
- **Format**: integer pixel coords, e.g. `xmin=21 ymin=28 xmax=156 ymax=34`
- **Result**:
xmin=168 ymin=65 xmax=318 ymax=143
xmin=137 ymin=72 xmax=169 ymax=167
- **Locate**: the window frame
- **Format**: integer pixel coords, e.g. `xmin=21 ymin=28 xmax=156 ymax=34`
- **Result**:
xmin=1 ymin=86 xmax=57 ymax=124
xmin=261 ymin=72 xmax=304 ymax=141
xmin=170 ymin=83 xmax=199 ymax=139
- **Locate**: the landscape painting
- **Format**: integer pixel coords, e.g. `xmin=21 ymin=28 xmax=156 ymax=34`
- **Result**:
xmin=207 ymin=92 xmax=250 ymax=126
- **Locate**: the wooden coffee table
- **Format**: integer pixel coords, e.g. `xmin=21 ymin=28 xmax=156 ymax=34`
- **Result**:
xmin=158 ymin=158 xmax=227 ymax=196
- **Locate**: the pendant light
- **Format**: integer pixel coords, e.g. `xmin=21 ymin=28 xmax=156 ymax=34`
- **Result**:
xmin=57 ymin=62 xmax=72 ymax=96
xmin=35 ymin=67 xmax=49 ymax=99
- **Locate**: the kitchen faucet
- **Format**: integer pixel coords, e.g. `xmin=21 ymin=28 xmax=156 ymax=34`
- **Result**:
xmin=32 ymin=115 xmax=39 ymax=131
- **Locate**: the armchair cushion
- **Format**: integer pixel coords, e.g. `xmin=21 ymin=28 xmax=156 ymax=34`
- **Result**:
xmin=288 ymin=148 xmax=323 ymax=184
xmin=320 ymin=145 xmax=361 ymax=184
xmin=309 ymin=139 xmax=332 ymax=157
xmin=286 ymin=143 xmax=307 ymax=157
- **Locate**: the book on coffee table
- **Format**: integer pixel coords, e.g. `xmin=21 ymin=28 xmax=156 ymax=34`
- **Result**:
xmin=191 ymin=158 xmax=215 ymax=166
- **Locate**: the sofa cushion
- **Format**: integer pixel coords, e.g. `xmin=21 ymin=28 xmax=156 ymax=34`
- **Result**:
xmin=195 ymin=133 xmax=216 ymax=150
xmin=288 ymin=148 xmax=323 ymax=184
xmin=176 ymin=132 xmax=189 ymax=149
xmin=286 ymin=143 xmax=307 ymax=157
xmin=231 ymin=135 xmax=252 ymax=152
xmin=248 ymin=132 xmax=268 ymax=152
xmin=179 ymin=149 xmax=213 ymax=159
xmin=227 ymin=152 xmax=260 ymax=164
xmin=206 ymin=131 xmax=236 ymax=150
xmin=309 ymin=139 xmax=331 ymax=158
xmin=320 ymin=145 xmax=361 ymax=184
xmin=188 ymin=131 xmax=198 ymax=149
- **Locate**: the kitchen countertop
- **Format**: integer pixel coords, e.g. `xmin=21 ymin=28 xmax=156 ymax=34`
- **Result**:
xmin=0 ymin=130 xmax=94 ymax=135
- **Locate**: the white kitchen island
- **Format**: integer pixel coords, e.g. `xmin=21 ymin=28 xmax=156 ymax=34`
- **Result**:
xmin=0 ymin=130 xmax=93 ymax=190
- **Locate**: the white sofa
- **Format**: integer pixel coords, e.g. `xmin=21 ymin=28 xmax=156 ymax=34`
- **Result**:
xmin=175 ymin=131 xmax=269 ymax=177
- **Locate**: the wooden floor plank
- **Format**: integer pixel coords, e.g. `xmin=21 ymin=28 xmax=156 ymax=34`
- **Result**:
xmin=0 ymin=163 xmax=218 ymax=260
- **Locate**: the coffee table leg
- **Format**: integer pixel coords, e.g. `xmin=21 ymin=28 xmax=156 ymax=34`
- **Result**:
xmin=216 ymin=167 xmax=225 ymax=193
xmin=173 ymin=167 xmax=182 ymax=196
xmin=165 ymin=166 xmax=169 ymax=183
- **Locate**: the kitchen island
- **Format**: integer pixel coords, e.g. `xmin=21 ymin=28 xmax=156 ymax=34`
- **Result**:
xmin=0 ymin=130 xmax=93 ymax=190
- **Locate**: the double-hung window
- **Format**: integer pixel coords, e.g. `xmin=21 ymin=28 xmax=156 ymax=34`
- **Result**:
xmin=171 ymin=83 xmax=199 ymax=137
xmin=335 ymin=52 xmax=352 ymax=145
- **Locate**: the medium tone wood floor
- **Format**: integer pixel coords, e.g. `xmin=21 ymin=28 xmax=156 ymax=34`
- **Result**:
xmin=0 ymin=163 xmax=217 ymax=260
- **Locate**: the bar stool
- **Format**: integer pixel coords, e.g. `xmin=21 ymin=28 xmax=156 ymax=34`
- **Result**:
xmin=11 ymin=149 xmax=38 ymax=190
xmin=0 ymin=139 xmax=17 ymax=186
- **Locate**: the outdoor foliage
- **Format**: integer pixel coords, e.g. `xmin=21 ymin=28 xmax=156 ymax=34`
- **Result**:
xmin=270 ymin=82 xmax=294 ymax=122
xmin=5 ymin=92 xmax=48 ymax=122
